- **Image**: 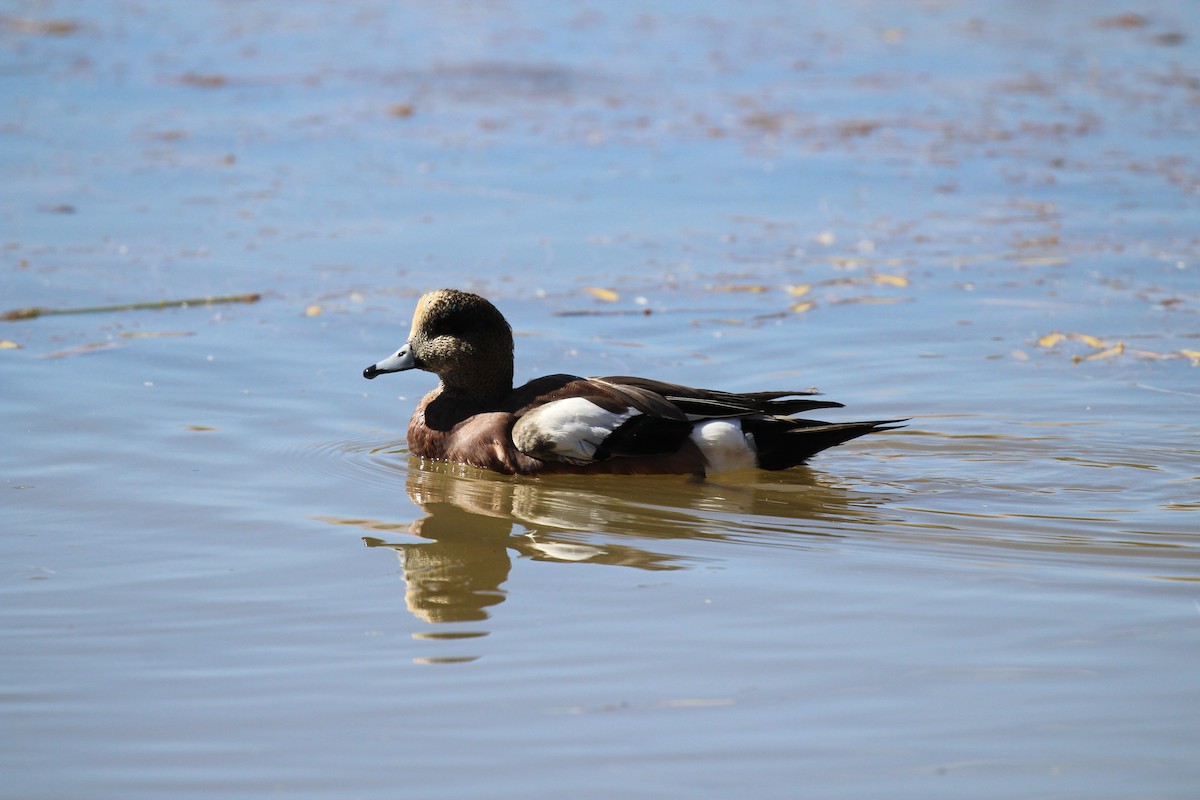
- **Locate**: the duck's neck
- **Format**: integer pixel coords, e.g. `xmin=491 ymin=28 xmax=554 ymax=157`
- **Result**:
xmin=438 ymin=365 xmax=513 ymax=406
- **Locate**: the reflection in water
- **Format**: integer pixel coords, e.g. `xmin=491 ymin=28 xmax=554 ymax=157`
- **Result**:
xmin=320 ymin=453 xmax=896 ymax=649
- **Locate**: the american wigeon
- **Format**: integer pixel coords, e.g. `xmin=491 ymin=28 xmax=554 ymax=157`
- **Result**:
xmin=364 ymin=289 xmax=903 ymax=476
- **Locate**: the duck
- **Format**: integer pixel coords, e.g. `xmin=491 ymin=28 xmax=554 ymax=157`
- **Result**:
xmin=363 ymin=289 xmax=904 ymax=476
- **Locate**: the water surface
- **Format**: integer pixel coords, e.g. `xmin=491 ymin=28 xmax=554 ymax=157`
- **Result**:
xmin=3 ymin=2 xmax=1198 ymax=798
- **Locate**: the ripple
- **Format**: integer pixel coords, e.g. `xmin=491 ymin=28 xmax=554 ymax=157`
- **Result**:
xmin=265 ymin=431 xmax=410 ymax=493
xmin=287 ymin=423 xmax=1200 ymax=579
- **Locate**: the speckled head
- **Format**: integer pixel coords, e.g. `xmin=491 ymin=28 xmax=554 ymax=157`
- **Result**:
xmin=363 ymin=289 xmax=515 ymax=398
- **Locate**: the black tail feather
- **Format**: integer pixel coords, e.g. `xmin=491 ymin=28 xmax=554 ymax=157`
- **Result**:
xmin=743 ymin=418 xmax=907 ymax=470
xmin=598 ymin=375 xmax=904 ymax=471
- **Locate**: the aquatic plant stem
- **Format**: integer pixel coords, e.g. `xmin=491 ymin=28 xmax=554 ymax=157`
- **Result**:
xmin=2 ymin=293 xmax=262 ymax=321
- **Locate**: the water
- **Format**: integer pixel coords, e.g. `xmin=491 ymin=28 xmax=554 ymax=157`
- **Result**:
xmin=3 ymin=2 xmax=1198 ymax=798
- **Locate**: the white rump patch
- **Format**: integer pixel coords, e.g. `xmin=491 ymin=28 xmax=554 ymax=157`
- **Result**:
xmin=690 ymin=419 xmax=757 ymax=473
xmin=513 ymin=397 xmax=639 ymax=464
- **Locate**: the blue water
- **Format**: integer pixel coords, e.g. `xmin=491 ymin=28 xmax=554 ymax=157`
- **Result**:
xmin=3 ymin=2 xmax=1199 ymax=798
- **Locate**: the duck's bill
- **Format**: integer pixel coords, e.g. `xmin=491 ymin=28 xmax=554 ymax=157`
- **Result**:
xmin=363 ymin=343 xmax=416 ymax=379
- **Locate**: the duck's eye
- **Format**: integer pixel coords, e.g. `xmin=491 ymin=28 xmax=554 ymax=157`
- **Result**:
xmin=428 ymin=316 xmax=473 ymax=339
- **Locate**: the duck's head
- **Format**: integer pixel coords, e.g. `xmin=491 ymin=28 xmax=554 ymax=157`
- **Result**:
xmin=363 ymin=289 xmax=515 ymax=397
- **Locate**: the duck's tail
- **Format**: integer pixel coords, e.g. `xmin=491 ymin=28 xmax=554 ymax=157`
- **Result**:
xmin=741 ymin=417 xmax=907 ymax=470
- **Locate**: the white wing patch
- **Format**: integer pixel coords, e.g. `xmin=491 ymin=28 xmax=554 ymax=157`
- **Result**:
xmin=690 ymin=419 xmax=758 ymax=473
xmin=513 ymin=397 xmax=640 ymax=464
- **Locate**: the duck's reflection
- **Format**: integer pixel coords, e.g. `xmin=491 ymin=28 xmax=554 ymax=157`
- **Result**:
xmin=373 ymin=500 xmax=512 ymax=624
xmin=325 ymin=456 xmax=895 ymax=639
